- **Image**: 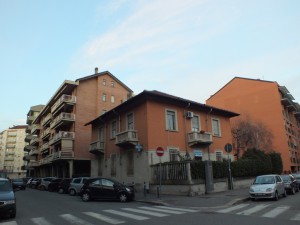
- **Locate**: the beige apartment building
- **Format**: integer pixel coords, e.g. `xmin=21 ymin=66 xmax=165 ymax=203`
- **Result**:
xmin=0 ymin=125 xmax=27 ymax=178
xmin=26 ymin=69 xmax=132 ymax=178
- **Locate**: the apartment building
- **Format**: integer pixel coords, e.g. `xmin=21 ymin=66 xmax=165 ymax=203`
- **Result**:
xmin=86 ymin=90 xmax=239 ymax=187
xmin=24 ymin=104 xmax=45 ymax=177
xmin=27 ymin=70 xmax=132 ymax=178
xmin=0 ymin=125 xmax=27 ymax=178
xmin=206 ymin=77 xmax=300 ymax=172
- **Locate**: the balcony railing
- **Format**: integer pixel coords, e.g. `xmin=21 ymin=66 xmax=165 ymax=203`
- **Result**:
xmin=29 ymin=148 xmax=39 ymax=156
xmin=39 ymin=154 xmax=54 ymax=165
xmin=187 ymin=131 xmax=213 ymax=146
xmin=31 ymin=124 xmax=41 ymax=134
xmin=89 ymin=140 xmax=105 ymax=154
xmin=40 ymin=142 xmax=49 ymax=152
xmin=115 ymin=130 xmax=138 ymax=147
xmin=28 ymin=161 xmax=39 ymax=167
xmin=24 ymin=145 xmax=35 ymax=152
xmin=41 ymin=127 xmax=51 ymax=140
xmin=50 ymin=112 xmax=75 ymax=129
xmin=53 ymin=151 xmax=74 ymax=160
xmin=51 ymin=94 xmax=76 ymax=114
xmin=41 ymin=113 xmax=52 ymax=127
xmin=49 ymin=131 xmax=75 ymax=146
xmin=30 ymin=136 xmax=41 ymax=146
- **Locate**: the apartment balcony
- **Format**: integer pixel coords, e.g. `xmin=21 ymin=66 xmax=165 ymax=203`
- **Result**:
xmin=41 ymin=127 xmax=51 ymax=140
xmin=7 ymin=132 xmax=17 ymax=137
xmin=29 ymin=148 xmax=39 ymax=156
xmin=187 ymin=131 xmax=213 ymax=147
xmin=4 ymin=156 xmax=15 ymax=161
xmin=31 ymin=124 xmax=41 ymax=135
xmin=23 ymin=155 xmax=35 ymax=161
xmin=30 ymin=136 xmax=41 ymax=146
xmin=25 ymin=134 xmax=34 ymax=142
xmin=50 ymin=112 xmax=75 ymax=130
xmin=26 ymin=115 xmax=35 ymax=125
xmin=53 ymin=151 xmax=74 ymax=161
xmin=49 ymin=131 xmax=75 ymax=146
xmin=24 ymin=145 xmax=34 ymax=152
xmin=26 ymin=125 xmax=32 ymax=134
xmin=39 ymin=154 xmax=54 ymax=165
xmin=41 ymin=113 xmax=52 ymax=127
xmin=28 ymin=161 xmax=39 ymax=167
xmin=51 ymin=94 xmax=76 ymax=116
xmin=21 ymin=165 xmax=29 ymax=170
xmin=40 ymin=142 xmax=50 ymax=152
xmin=89 ymin=140 xmax=105 ymax=154
xmin=115 ymin=130 xmax=139 ymax=148
xmin=6 ymin=143 xmax=16 ymax=148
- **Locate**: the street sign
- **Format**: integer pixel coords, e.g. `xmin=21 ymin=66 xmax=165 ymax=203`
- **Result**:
xmin=156 ymin=147 xmax=164 ymax=157
xmin=135 ymin=143 xmax=143 ymax=152
xmin=224 ymin=143 xmax=233 ymax=153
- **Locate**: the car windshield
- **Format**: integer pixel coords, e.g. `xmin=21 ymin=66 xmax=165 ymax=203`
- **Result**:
xmin=280 ymin=176 xmax=290 ymax=182
xmin=0 ymin=180 xmax=13 ymax=191
xmin=12 ymin=178 xmax=23 ymax=182
xmin=292 ymin=174 xmax=300 ymax=180
xmin=254 ymin=176 xmax=275 ymax=184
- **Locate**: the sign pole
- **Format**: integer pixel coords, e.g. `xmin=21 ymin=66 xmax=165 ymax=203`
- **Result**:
xmin=156 ymin=147 xmax=164 ymax=198
xmin=159 ymin=157 xmax=162 ymax=198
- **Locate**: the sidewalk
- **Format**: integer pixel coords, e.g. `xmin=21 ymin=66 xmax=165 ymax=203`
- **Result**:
xmin=135 ymin=187 xmax=250 ymax=208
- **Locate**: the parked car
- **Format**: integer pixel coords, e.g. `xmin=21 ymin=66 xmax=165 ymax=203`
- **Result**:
xmin=80 ymin=178 xmax=135 ymax=202
xmin=280 ymin=174 xmax=299 ymax=194
xmin=291 ymin=173 xmax=300 ymax=189
xmin=249 ymin=174 xmax=286 ymax=201
xmin=38 ymin=177 xmax=56 ymax=191
xmin=58 ymin=178 xmax=72 ymax=194
xmin=48 ymin=178 xmax=63 ymax=192
xmin=0 ymin=178 xmax=16 ymax=218
xmin=11 ymin=178 xmax=26 ymax=190
xmin=68 ymin=177 xmax=90 ymax=196
xmin=30 ymin=178 xmax=41 ymax=189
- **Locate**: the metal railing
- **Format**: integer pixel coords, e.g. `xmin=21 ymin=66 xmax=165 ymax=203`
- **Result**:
xmin=51 ymin=94 xmax=76 ymax=113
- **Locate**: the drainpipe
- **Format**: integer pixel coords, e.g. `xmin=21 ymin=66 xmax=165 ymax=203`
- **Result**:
xmin=184 ymin=103 xmax=191 ymax=159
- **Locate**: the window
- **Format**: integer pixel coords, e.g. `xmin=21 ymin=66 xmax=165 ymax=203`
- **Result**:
xmin=169 ymin=149 xmax=179 ymax=162
xmin=212 ymin=118 xmax=221 ymax=136
xmin=111 ymin=81 xmax=115 ymax=87
xmin=102 ymin=179 xmax=114 ymax=187
xmin=191 ymin=115 xmax=200 ymax=132
xmin=127 ymin=113 xmax=134 ymax=130
xmin=216 ymin=151 xmax=222 ymax=161
xmin=102 ymin=79 xmax=106 ymax=86
xmin=111 ymin=95 xmax=115 ymax=103
xmin=111 ymin=121 xmax=116 ymax=138
xmin=166 ymin=109 xmax=177 ymax=131
xmin=102 ymin=93 xmax=106 ymax=102
xmin=98 ymin=126 xmax=104 ymax=141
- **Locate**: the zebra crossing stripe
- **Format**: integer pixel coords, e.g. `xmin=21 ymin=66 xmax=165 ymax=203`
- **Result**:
xmin=104 ymin=209 xmax=149 ymax=220
xmin=262 ymin=206 xmax=290 ymax=218
xmin=31 ymin=217 xmax=53 ymax=225
xmin=139 ymin=206 xmax=186 ymax=214
xmin=216 ymin=204 xmax=249 ymax=213
xmin=0 ymin=221 xmax=18 ymax=225
xmin=122 ymin=207 xmax=169 ymax=217
xmin=291 ymin=212 xmax=300 ymax=221
xmin=155 ymin=206 xmax=199 ymax=212
xmin=60 ymin=214 xmax=95 ymax=225
xmin=83 ymin=212 xmax=125 ymax=224
xmin=237 ymin=204 xmax=270 ymax=216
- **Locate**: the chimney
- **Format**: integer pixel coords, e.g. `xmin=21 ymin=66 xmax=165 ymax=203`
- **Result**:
xmin=95 ymin=67 xmax=98 ymax=74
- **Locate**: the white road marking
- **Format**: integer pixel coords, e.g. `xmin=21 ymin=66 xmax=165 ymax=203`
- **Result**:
xmin=60 ymin=214 xmax=95 ymax=225
xmin=31 ymin=217 xmax=53 ymax=225
xmin=104 ymin=209 xmax=149 ymax=220
xmin=216 ymin=204 xmax=249 ymax=213
xmin=139 ymin=206 xmax=186 ymax=214
xmin=291 ymin=212 xmax=300 ymax=221
xmin=122 ymin=207 xmax=169 ymax=217
xmin=155 ymin=206 xmax=199 ymax=212
xmin=0 ymin=222 xmax=18 ymax=225
xmin=262 ymin=206 xmax=290 ymax=218
xmin=83 ymin=212 xmax=125 ymax=224
xmin=237 ymin=204 xmax=270 ymax=216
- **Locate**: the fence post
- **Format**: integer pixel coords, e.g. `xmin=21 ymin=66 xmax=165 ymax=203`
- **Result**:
xmin=186 ymin=161 xmax=192 ymax=184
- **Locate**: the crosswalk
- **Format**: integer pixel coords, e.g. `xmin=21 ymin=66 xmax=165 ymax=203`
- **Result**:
xmin=1 ymin=206 xmax=199 ymax=225
xmin=215 ymin=203 xmax=300 ymax=221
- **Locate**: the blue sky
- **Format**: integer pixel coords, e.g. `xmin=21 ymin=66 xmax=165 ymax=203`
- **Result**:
xmin=1 ymin=0 xmax=300 ymax=131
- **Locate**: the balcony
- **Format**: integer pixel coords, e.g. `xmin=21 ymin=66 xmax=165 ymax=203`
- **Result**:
xmin=31 ymin=124 xmax=41 ymax=135
xmin=41 ymin=113 xmax=52 ymax=127
xmin=41 ymin=127 xmax=51 ymax=140
xmin=30 ymin=136 xmax=41 ymax=146
xmin=26 ymin=125 xmax=32 ymax=134
xmin=6 ymin=144 xmax=16 ymax=148
xmin=50 ymin=112 xmax=75 ymax=130
xmin=28 ymin=161 xmax=39 ymax=167
xmin=40 ymin=142 xmax=50 ymax=152
xmin=51 ymin=94 xmax=76 ymax=116
xmin=115 ymin=130 xmax=139 ymax=147
xmin=53 ymin=151 xmax=74 ymax=160
xmin=39 ymin=154 xmax=53 ymax=165
xmin=23 ymin=155 xmax=35 ymax=161
xmin=187 ymin=131 xmax=213 ymax=147
xmin=7 ymin=132 xmax=17 ymax=137
xmin=26 ymin=115 xmax=35 ymax=125
xmin=25 ymin=134 xmax=34 ymax=142
xmin=49 ymin=131 xmax=75 ymax=146
xmin=89 ymin=140 xmax=105 ymax=154
xmin=29 ymin=148 xmax=39 ymax=156
xmin=24 ymin=145 xmax=35 ymax=152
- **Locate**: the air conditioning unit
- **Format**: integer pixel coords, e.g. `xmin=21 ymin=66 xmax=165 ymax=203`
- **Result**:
xmin=185 ymin=111 xmax=194 ymax=118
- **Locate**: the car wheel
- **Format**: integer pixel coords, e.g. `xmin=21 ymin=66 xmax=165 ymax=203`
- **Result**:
xmin=283 ymin=189 xmax=287 ymax=197
xmin=119 ymin=193 xmax=128 ymax=202
xmin=81 ymin=193 xmax=91 ymax=202
xmin=291 ymin=187 xmax=295 ymax=195
xmin=69 ymin=189 xmax=76 ymax=196
xmin=273 ymin=191 xmax=279 ymax=201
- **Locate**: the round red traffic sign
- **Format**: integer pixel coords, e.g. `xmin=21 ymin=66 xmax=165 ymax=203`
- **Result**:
xmin=156 ymin=147 xmax=164 ymax=157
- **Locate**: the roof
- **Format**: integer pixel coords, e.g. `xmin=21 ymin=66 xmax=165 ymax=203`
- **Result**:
xmin=85 ymin=90 xmax=239 ymax=126
xmin=76 ymin=71 xmax=133 ymax=93
xmin=9 ymin=125 xmax=28 ymax=129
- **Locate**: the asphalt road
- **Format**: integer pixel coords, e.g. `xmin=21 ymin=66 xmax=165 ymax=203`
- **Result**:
xmin=1 ymin=188 xmax=300 ymax=225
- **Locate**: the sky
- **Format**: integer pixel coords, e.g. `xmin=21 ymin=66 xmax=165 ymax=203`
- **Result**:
xmin=1 ymin=0 xmax=300 ymax=131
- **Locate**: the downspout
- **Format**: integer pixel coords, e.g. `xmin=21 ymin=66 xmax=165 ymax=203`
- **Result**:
xmin=184 ymin=103 xmax=191 ymax=159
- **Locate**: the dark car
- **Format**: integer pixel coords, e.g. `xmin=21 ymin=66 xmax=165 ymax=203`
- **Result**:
xmin=280 ymin=174 xmax=299 ymax=194
xmin=58 ymin=178 xmax=72 ymax=194
xmin=48 ymin=178 xmax=63 ymax=192
xmin=11 ymin=178 xmax=26 ymax=190
xmin=30 ymin=178 xmax=41 ymax=189
xmin=0 ymin=178 xmax=16 ymax=218
xmin=291 ymin=173 xmax=300 ymax=189
xmin=80 ymin=178 xmax=135 ymax=202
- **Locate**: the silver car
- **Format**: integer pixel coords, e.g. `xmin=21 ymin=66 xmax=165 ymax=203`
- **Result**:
xmin=68 ymin=177 xmax=90 ymax=196
xmin=249 ymin=174 xmax=287 ymax=201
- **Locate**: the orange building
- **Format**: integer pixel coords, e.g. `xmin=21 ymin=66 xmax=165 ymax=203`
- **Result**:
xmin=86 ymin=90 xmax=239 ymax=186
xmin=206 ymin=77 xmax=300 ymax=172
xmin=25 ymin=69 xmax=132 ymax=178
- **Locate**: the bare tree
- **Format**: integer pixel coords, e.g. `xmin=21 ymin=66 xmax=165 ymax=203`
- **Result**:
xmin=231 ymin=117 xmax=274 ymax=158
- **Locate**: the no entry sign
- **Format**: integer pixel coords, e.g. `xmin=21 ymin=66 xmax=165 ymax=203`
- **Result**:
xmin=156 ymin=147 xmax=164 ymax=157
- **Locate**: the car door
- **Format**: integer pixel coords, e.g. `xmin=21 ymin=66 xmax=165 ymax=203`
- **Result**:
xmin=276 ymin=175 xmax=284 ymax=195
xmin=86 ymin=179 xmax=102 ymax=198
xmin=100 ymin=179 xmax=116 ymax=199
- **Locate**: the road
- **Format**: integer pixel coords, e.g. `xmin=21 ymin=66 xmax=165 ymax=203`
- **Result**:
xmin=1 ymin=188 xmax=300 ymax=225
